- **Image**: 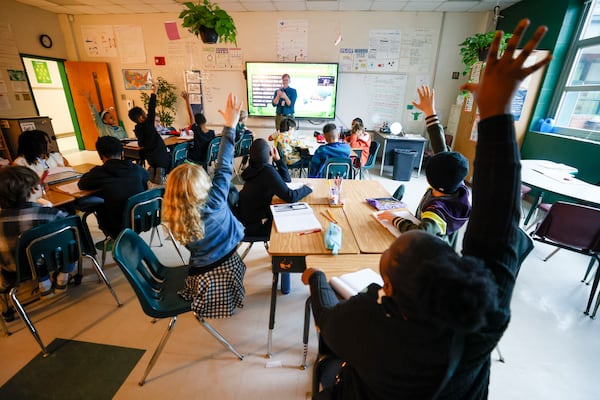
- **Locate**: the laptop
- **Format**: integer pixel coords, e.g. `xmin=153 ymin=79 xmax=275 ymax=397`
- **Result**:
xmin=46 ymin=170 xmax=83 ymax=185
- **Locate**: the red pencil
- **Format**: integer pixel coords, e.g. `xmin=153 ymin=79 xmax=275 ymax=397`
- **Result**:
xmin=298 ymin=229 xmax=321 ymax=236
xmin=40 ymin=169 xmax=50 ymax=185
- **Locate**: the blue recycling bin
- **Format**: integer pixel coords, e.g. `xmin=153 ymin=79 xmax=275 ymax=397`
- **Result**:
xmin=392 ymin=149 xmax=417 ymax=181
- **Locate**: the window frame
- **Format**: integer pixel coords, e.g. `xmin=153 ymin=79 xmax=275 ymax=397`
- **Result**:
xmin=549 ymin=0 xmax=600 ymax=143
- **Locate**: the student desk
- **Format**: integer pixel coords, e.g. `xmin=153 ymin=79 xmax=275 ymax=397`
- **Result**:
xmin=267 ymin=179 xmax=398 ymax=362
xmin=521 ymin=159 xmax=600 ymax=224
xmin=123 ymin=135 xmax=193 ymax=166
xmin=45 ymin=163 xmax=98 ymax=207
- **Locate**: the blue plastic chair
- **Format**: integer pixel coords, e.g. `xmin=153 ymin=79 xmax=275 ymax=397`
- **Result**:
xmin=361 ymin=141 xmax=381 ymax=179
xmin=321 ymin=157 xmax=354 ymax=179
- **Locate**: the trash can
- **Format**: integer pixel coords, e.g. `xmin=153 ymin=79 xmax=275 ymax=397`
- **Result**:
xmin=392 ymin=149 xmax=417 ymax=181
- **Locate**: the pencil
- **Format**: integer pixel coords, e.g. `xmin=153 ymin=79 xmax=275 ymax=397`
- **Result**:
xmin=326 ymin=209 xmax=338 ymax=224
xmin=321 ymin=210 xmax=336 ymax=223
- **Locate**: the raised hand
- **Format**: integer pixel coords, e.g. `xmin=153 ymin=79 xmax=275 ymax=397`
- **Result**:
xmin=218 ymin=93 xmax=242 ymax=128
xmin=412 ymin=85 xmax=436 ymax=116
xmin=461 ymin=19 xmax=552 ymax=120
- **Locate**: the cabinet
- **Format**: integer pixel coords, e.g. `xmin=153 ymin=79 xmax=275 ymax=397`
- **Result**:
xmin=0 ymin=117 xmax=60 ymax=161
xmin=453 ymin=50 xmax=550 ymax=183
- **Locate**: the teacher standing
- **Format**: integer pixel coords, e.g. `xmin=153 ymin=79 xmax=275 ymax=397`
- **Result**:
xmin=272 ymin=73 xmax=297 ymax=131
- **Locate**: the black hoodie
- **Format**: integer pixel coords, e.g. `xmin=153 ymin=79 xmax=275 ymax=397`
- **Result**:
xmin=238 ymin=158 xmax=312 ymax=236
xmin=78 ymin=159 xmax=149 ymax=237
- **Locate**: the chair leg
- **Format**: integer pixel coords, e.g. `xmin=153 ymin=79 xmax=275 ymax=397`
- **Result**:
xmin=302 ymin=296 xmax=312 ymax=370
xmin=149 ymin=226 xmax=164 ymax=248
xmin=0 ymin=317 xmax=9 ymax=337
xmin=9 ymin=289 xmax=49 ymax=357
xmin=584 ymin=266 xmax=600 ymax=316
xmin=85 ymin=254 xmax=122 ymax=306
xmin=139 ymin=315 xmax=178 ymax=386
xmin=162 ymin=223 xmax=187 ymax=265
xmin=582 ymin=256 xmax=598 ymax=284
xmin=543 ymin=248 xmax=561 ymax=262
xmin=240 ymin=242 xmax=255 ymax=261
xmin=101 ymin=237 xmax=110 ymax=269
xmin=495 ymin=345 xmax=505 ymax=363
xmin=194 ymin=312 xmax=244 ymax=360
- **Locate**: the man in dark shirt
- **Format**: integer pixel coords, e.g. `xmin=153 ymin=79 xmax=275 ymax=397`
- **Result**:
xmin=78 ymin=136 xmax=149 ymax=238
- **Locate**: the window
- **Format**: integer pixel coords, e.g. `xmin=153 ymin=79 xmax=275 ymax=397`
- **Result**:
xmin=552 ymin=0 xmax=600 ymax=142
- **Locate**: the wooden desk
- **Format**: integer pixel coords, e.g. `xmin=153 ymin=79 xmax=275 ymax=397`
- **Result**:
xmin=521 ymin=160 xmax=600 ymax=224
xmin=267 ymin=179 xmax=395 ymax=360
xmin=46 ymin=163 xmax=99 ymax=205
xmin=375 ymin=132 xmax=427 ymax=178
xmin=123 ymin=135 xmax=193 ymax=165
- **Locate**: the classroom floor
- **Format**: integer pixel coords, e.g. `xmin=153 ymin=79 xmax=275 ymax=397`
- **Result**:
xmin=1 ymin=140 xmax=598 ymax=399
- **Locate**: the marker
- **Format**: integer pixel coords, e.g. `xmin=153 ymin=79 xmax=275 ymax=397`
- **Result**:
xmin=298 ymin=229 xmax=321 ymax=236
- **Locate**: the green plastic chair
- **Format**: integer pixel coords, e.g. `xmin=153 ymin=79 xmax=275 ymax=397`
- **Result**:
xmin=204 ymin=136 xmax=222 ymax=174
xmin=112 ymin=229 xmax=243 ymax=386
xmin=10 ymin=215 xmax=122 ymax=357
xmin=321 ymin=157 xmax=354 ymax=179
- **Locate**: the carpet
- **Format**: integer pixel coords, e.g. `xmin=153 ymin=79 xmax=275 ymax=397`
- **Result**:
xmin=0 ymin=338 xmax=145 ymax=400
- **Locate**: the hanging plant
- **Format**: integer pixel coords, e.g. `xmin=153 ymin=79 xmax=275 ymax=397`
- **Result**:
xmin=179 ymin=0 xmax=237 ymax=45
xmin=140 ymin=77 xmax=178 ymax=127
xmin=459 ymin=31 xmax=512 ymax=75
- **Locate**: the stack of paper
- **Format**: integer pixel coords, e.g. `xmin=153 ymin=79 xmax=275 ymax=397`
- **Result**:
xmin=330 ymin=268 xmax=383 ymax=299
xmin=270 ymin=202 xmax=322 ymax=233
xmin=373 ymin=210 xmax=420 ymax=238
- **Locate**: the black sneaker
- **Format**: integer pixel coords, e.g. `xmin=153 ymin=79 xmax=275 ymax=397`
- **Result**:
xmin=2 ymin=308 xmax=16 ymax=322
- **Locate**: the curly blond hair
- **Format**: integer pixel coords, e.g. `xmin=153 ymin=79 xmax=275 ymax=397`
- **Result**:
xmin=163 ymin=163 xmax=212 ymax=245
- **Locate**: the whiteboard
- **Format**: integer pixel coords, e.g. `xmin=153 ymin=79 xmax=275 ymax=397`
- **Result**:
xmin=336 ymin=73 xmax=408 ymax=130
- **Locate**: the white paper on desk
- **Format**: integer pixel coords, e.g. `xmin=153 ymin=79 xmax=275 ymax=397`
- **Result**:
xmin=270 ymin=202 xmax=322 ymax=233
xmin=53 ymin=181 xmax=81 ymax=194
xmin=48 ymin=166 xmax=75 ymax=175
xmin=532 ymin=168 xmax=578 ymax=184
xmin=330 ymin=268 xmax=383 ymax=299
xmin=373 ymin=210 xmax=420 ymax=238
xmin=124 ymin=140 xmax=138 ymax=147
xmin=286 ymin=182 xmax=305 ymax=190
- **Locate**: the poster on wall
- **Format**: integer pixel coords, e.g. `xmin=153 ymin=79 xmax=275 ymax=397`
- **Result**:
xmin=81 ymin=25 xmax=118 ymax=58
xmin=122 ymin=69 xmax=153 ymax=90
xmin=368 ymin=29 xmax=401 ymax=72
xmin=277 ymin=20 xmax=308 ymax=62
xmin=184 ymin=70 xmax=203 ymax=115
xmin=114 ymin=25 xmax=146 ymax=64
xmin=31 ymin=61 xmax=52 ymax=84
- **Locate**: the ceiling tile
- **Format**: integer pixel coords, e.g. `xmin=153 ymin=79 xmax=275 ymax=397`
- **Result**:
xmin=371 ymin=0 xmax=407 ymax=11
xmin=338 ymin=0 xmax=372 ymax=11
xmin=306 ymin=1 xmax=340 ymax=11
xmin=402 ymin=1 xmax=443 ymax=11
xmin=436 ymin=1 xmax=481 ymax=12
xmin=274 ymin=2 xmax=308 ymax=11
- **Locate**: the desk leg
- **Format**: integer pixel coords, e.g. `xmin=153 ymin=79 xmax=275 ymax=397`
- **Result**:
xmin=267 ymin=271 xmax=279 ymax=358
xmin=416 ymin=141 xmax=425 ymax=177
xmin=281 ymin=272 xmax=290 ymax=294
xmin=301 ymin=296 xmax=311 ymax=370
xmin=379 ymin=139 xmax=387 ymax=176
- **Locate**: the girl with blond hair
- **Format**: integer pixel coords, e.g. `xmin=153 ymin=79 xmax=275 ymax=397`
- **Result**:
xmin=163 ymin=93 xmax=246 ymax=318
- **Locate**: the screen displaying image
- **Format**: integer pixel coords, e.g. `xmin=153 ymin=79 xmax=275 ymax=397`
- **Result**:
xmin=246 ymin=62 xmax=339 ymax=119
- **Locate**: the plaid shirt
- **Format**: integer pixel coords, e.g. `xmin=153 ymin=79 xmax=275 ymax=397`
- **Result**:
xmin=0 ymin=203 xmax=67 ymax=290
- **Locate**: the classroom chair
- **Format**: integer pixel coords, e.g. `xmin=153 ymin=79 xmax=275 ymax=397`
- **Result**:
xmin=321 ymin=157 xmax=354 ymax=179
xmin=9 ymin=215 xmax=122 ymax=357
xmin=112 ymin=229 xmax=243 ymax=386
xmin=234 ymin=132 xmax=253 ymax=176
xmin=360 ymin=141 xmax=380 ymax=179
xmin=170 ymin=142 xmax=189 ymax=169
xmin=204 ymin=136 xmax=222 ymax=175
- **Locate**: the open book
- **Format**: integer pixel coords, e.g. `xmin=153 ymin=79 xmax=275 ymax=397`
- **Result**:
xmin=270 ymin=202 xmax=322 ymax=233
xmin=373 ymin=209 xmax=420 ymax=238
xmin=330 ymin=268 xmax=383 ymax=299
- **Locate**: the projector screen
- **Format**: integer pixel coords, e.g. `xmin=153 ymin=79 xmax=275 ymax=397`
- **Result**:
xmin=246 ymin=62 xmax=339 ymax=119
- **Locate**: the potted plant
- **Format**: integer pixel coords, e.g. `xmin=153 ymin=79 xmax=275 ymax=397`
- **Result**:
xmin=179 ymin=0 xmax=237 ymax=45
xmin=459 ymin=31 xmax=512 ymax=75
xmin=139 ymin=77 xmax=178 ymax=127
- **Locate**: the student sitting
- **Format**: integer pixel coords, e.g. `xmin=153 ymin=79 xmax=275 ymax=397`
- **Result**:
xmin=303 ymin=19 xmax=551 ymax=399
xmin=378 ymin=85 xmax=471 ymax=239
xmin=77 ymin=136 xmax=149 ymax=239
xmin=272 ymin=118 xmax=303 ymax=167
xmin=181 ymin=91 xmax=216 ymax=165
xmin=308 ymin=123 xmax=351 ymax=178
xmin=345 ymin=120 xmax=371 ymax=167
xmin=128 ymin=82 xmax=170 ymax=184
xmin=81 ymin=89 xmax=128 ymax=139
xmin=162 ymin=93 xmax=246 ymax=319
xmin=0 ymin=166 xmax=75 ymax=321
xmin=235 ymin=109 xmax=253 ymax=143
xmin=12 ymin=129 xmax=70 ymax=177
xmin=237 ymin=138 xmax=312 ymax=237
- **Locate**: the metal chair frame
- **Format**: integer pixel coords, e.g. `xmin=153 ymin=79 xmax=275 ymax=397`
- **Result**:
xmin=9 ymin=215 xmax=122 ymax=357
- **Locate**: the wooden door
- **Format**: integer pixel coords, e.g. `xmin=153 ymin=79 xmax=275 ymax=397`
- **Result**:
xmin=64 ymin=61 xmax=118 ymax=150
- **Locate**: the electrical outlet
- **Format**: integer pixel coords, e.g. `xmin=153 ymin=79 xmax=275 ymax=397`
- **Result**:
xmin=452 ymin=72 xmax=460 ymax=79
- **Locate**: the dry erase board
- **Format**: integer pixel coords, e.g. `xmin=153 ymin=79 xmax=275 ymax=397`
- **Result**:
xmin=336 ymin=73 xmax=408 ymax=129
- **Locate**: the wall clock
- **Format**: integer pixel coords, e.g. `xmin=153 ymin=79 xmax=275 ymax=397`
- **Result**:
xmin=39 ymin=34 xmax=53 ymax=49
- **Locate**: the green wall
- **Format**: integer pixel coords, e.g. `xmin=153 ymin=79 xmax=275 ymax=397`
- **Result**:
xmin=499 ymin=0 xmax=599 ymax=184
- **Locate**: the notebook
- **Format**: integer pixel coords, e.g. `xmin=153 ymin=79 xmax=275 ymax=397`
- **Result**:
xmin=46 ymin=169 xmax=82 ymax=185
xmin=365 ymin=197 xmax=406 ymax=211
xmin=373 ymin=209 xmax=420 ymax=238
xmin=330 ymin=268 xmax=383 ymax=299
xmin=270 ymin=202 xmax=322 ymax=233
